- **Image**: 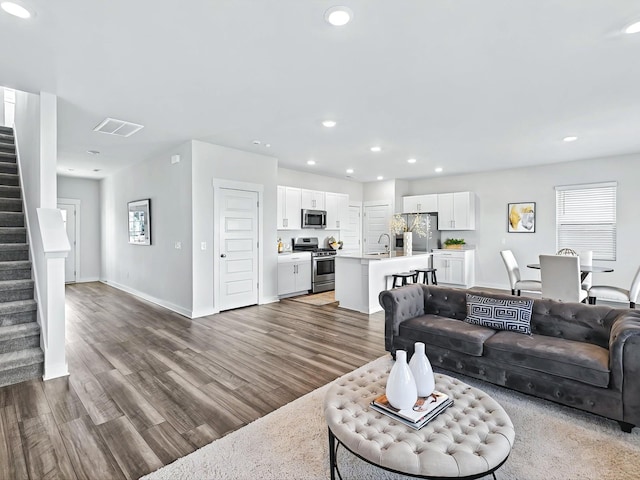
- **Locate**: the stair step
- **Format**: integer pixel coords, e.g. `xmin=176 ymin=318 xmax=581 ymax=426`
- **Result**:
xmin=0 ymin=227 xmax=26 ymax=243
xmin=0 ymin=132 xmax=13 ymax=142
xmin=0 ymin=185 xmax=21 ymax=199
xmin=0 ymin=261 xmax=31 ymax=281
xmin=0 ymin=279 xmax=34 ymax=302
xmin=0 ymin=347 xmax=43 ymax=387
xmin=0 ymin=143 xmax=15 ymax=154
xmin=0 ymin=197 xmax=23 ymax=211
xmin=0 ymin=153 xmax=16 ymax=164
xmin=0 ymin=173 xmax=19 ymax=187
xmin=0 ymin=244 xmax=29 ymax=261
xmin=0 ymin=126 xmax=13 ymax=136
xmin=0 ymin=162 xmax=18 ymax=174
xmin=0 ymin=299 xmax=37 ymax=326
xmin=0 ymin=322 xmax=40 ymax=354
xmin=0 ymin=212 xmax=24 ymax=227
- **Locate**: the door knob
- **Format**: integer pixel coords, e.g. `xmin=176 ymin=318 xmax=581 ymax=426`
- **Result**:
xmin=220 ymin=254 xmax=226 ymax=258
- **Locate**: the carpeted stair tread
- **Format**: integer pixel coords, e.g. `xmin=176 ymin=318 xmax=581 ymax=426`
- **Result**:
xmin=0 ymin=299 xmax=37 ymax=313
xmin=0 ymin=162 xmax=18 ymax=174
xmin=0 ymin=322 xmax=40 ymax=341
xmin=0 ymin=173 xmax=19 ymax=186
xmin=0 ymin=185 xmax=21 ymax=198
xmin=0 ymin=279 xmax=34 ymax=290
xmin=0 ymin=261 xmax=31 ymax=270
xmin=0 ymin=212 xmax=24 ymax=227
xmin=0 ymin=347 xmax=43 ymax=373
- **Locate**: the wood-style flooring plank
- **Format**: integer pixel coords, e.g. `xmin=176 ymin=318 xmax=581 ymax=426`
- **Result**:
xmin=0 ymin=405 xmax=29 ymax=480
xmin=58 ymin=416 xmax=125 ymax=480
xmin=97 ymin=415 xmax=163 ymax=480
xmin=140 ymin=422 xmax=196 ymax=465
xmin=10 ymin=379 xmax=51 ymax=421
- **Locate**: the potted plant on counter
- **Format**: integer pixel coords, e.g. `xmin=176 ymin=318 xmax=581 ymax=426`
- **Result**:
xmin=444 ymin=238 xmax=466 ymax=250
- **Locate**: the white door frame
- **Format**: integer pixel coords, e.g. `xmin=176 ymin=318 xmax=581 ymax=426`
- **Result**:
xmin=57 ymin=197 xmax=80 ymax=283
xmin=212 ymin=179 xmax=264 ymax=313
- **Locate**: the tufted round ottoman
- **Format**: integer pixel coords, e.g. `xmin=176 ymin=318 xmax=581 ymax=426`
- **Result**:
xmin=324 ymin=357 xmax=514 ymax=479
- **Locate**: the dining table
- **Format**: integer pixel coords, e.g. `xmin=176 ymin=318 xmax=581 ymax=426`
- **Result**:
xmin=527 ymin=263 xmax=614 ymax=282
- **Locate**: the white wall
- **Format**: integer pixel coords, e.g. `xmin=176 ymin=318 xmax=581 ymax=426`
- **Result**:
xmin=191 ymin=140 xmax=279 ymax=315
xmin=408 ymin=153 xmax=640 ymax=291
xmin=277 ymin=168 xmax=363 ymax=201
xmin=57 ymin=176 xmax=101 ymax=282
xmin=101 ymin=142 xmax=193 ymax=316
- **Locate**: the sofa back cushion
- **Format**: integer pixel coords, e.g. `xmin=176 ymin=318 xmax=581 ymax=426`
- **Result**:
xmin=422 ymin=286 xmax=468 ymax=320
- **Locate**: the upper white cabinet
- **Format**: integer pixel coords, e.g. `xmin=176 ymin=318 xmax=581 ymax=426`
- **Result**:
xmin=402 ymin=194 xmax=438 ymax=213
xmin=277 ymin=186 xmax=302 ymax=230
xmin=325 ymin=192 xmax=349 ymax=230
xmin=437 ymin=192 xmax=475 ymax=230
xmin=301 ymin=189 xmax=325 ymax=210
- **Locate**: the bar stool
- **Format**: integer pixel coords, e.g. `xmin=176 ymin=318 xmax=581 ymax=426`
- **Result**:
xmin=414 ymin=267 xmax=438 ymax=285
xmin=391 ymin=271 xmax=418 ymax=288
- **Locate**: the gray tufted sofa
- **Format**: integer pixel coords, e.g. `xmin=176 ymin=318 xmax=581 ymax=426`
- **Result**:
xmin=378 ymin=284 xmax=640 ymax=432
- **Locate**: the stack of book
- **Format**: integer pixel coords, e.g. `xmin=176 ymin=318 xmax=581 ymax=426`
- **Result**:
xmin=370 ymin=391 xmax=453 ymax=430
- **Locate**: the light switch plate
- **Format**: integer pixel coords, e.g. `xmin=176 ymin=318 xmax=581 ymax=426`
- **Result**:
xmin=201 ymin=242 xmax=207 ymax=250
xmin=175 ymin=241 xmax=182 ymax=249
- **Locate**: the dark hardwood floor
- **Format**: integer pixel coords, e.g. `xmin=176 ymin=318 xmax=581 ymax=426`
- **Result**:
xmin=0 ymin=282 xmax=387 ymax=479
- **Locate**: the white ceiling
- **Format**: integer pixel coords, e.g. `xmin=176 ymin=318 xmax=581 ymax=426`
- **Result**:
xmin=2 ymin=0 xmax=640 ymax=182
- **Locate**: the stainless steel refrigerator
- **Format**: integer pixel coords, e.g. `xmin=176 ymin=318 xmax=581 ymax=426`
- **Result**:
xmin=395 ymin=213 xmax=441 ymax=253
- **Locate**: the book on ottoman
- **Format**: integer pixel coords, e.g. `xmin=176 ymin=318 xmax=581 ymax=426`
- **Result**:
xmin=370 ymin=391 xmax=453 ymax=430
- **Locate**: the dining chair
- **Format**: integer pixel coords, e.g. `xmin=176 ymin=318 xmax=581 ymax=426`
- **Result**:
xmin=579 ymin=250 xmax=593 ymax=291
xmin=500 ymin=250 xmax=542 ymax=296
xmin=539 ymin=254 xmax=588 ymax=303
xmin=588 ymin=266 xmax=640 ymax=309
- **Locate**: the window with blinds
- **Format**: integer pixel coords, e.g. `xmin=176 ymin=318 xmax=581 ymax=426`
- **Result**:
xmin=555 ymin=182 xmax=617 ymax=261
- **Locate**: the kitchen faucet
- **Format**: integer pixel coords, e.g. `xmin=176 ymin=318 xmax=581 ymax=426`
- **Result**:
xmin=378 ymin=233 xmax=391 ymax=253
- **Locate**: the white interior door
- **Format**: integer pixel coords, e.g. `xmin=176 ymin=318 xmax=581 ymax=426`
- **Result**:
xmin=363 ymin=203 xmax=392 ymax=254
xmin=58 ymin=203 xmax=77 ymax=283
xmin=341 ymin=204 xmax=362 ymax=255
xmin=218 ymin=188 xmax=259 ymax=311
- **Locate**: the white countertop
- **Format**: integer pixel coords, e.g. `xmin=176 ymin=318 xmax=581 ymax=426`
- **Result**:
xmin=337 ymin=251 xmax=431 ymax=261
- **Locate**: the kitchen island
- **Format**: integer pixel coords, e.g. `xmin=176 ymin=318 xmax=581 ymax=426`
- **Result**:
xmin=335 ymin=251 xmax=431 ymax=314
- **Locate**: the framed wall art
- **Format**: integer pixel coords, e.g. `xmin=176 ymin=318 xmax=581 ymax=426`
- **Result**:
xmin=128 ymin=199 xmax=151 ymax=245
xmin=508 ymin=202 xmax=535 ymax=233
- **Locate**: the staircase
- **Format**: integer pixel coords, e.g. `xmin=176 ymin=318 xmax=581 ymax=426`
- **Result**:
xmin=0 ymin=125 xmax=43 ymax=387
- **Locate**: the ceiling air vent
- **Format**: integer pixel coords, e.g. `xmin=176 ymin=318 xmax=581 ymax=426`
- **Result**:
xmin=93 ymin=117 xmax=144 ymax=137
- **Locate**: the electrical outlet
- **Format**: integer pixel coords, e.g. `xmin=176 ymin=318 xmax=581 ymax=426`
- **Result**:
xmin=201 ymin=242 xmax=207 ymax=250
xmin=175 ymin=241 xmax=182 ymax=249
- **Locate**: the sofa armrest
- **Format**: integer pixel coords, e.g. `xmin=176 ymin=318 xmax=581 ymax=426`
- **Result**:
xmin=379 ymin=284 xmax=425 ymax=353
xmin=609 ymin=310 xmax=640 ymax=424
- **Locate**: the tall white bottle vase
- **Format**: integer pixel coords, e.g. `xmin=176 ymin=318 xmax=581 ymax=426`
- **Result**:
xmin=409 ymin=342 xmax=435 ymax=397
xmin=386 ymin=350 xmax=418 ymax=410
xmin=403 ymin=232 xmax=413 ymax=255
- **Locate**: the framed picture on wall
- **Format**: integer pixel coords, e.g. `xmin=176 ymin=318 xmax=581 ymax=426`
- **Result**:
xmin=508 ymin=202 xmax=535 ymax=233
xmin=128 ymin=199 xmax=151 ymax=245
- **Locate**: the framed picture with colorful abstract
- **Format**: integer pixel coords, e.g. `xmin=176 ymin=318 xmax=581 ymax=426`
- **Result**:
xmin=508 ymin=202 xmax=535 ymax=233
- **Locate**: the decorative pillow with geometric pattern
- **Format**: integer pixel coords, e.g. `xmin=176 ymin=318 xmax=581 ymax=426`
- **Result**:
xmin=464 ymin=294 xmax=533 ymax=335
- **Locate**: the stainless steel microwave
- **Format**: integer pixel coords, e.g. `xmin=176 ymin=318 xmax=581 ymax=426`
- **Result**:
xmin=302 ymin=209 xmax=327 ymax=229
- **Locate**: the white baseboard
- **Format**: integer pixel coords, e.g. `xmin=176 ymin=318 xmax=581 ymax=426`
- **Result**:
xmin=76 ymin=277 xmax=101 ymax=283
xmin=260 ymin=295 xmax=280 ymax=305
xmin=100 ymin=280 xmax=193 ymax=319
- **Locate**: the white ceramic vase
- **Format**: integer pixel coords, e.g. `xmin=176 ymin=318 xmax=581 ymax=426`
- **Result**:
xmin=403 ymin=232 xmax=413 ymax=255
xmin=386 ymin=350 xmax=418 ymax=410
xmin=409 ymin=342 xmax=435 ymax=397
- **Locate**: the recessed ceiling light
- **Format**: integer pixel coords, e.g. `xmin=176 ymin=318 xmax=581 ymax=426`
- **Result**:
xmin=407 ymin=158 xmax=417 ymax=164
xmin=307 ymin=160 xmax=316 ymax=165
xmin=563 ymin=136 xmax=578 ymax=142
xmin=87 ymin=150 xmax=100 ymax=155
xmin=1 ymin=2 xmax=31 ymax=19
xmin=322 ymin=120 xmax=337 ymax=128
xmin=625 ymin=21 xmax=640 ymax=34
xmin=346 ymin=168 xmax=354 ymax=174
xmin=265 ymin=143 xmax=271 ymax=148
xmin=434 ymin=167 xmax=443 ymax=173
xmin=377 ymin=175 xmax=384 ymax=180
xmin=370 ymin=146 xmax=381 ymax=152
xmin=324 ymin=6 xmax=353 ymax=26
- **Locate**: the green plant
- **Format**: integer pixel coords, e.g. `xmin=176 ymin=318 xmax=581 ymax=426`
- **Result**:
xmin=444 ymin=238 xmax=466 ymax=246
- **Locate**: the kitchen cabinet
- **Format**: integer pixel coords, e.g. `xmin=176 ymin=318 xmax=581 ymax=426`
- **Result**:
xmin=325 ymin=192 xmax=349 ymax=230
xmin=277 ymin=186 xmax=302 ymax=230
xmin=277 ymin=252 xmax=311 ymax=296
xmin=402 ymin=194 xmax=438 ymax=213
xmin=437 ymin=192 xmax=475 ymax=230
xmin=431 ymin=249 xmax=475 ymax=287
xmin=301 ymin=189 xmax=325 ymax=210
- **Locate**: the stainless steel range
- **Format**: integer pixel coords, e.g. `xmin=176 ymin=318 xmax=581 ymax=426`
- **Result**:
xmin=292 ymin=237 xmax=336 ymax=293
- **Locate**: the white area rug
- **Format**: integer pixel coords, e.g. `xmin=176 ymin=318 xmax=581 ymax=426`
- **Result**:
xmin=142 ymin=356 xmax=640 ymax=480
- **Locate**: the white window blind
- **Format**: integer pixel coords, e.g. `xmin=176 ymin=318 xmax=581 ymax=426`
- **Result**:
xmin=555 ymin=182 xmax=616 ymax=261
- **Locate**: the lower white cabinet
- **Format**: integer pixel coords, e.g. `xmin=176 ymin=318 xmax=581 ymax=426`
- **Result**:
xmin=277 ymin=253 xmax=311 ymax=296
xmin=431 ymin=249 xmax=475 ymax=288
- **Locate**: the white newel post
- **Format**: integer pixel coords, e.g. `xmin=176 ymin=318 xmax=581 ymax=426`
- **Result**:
xmin=37 ymin=209 xmax=71 ymax=380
